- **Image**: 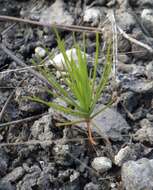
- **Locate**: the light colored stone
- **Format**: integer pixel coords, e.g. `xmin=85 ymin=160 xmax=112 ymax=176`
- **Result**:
xmin=59 ymin=105 xmax=130 ymax=141
xmin=141 ymin=9 xmax=153 ymax=37
xmin=91 ymin=157 xmax=112 ymax=172
xmin=47 ymin=48 xmax=89 ymax=71
xmin=122 ymin=158 xmax=153 ymax=190
xmin=40 ymin=0 xmax=74 ymax=25
xmin=31 ymin=114 xmax=53 ymax=141
xmin=115 ymin=146 xmax=133 ymax=166
xmin=35 ymin=47 xmax=46 ymax=58
xmin=134 ymin=119 xmax=153 ymax=144
xmin=1 ymin=167 xmax=25 ymax=183
xmin=83 ymin=7 xmax=102 ymax=26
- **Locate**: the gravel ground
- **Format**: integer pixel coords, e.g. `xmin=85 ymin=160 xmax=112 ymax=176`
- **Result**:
xmin=0 ymin=0 xmax=153 ymax=190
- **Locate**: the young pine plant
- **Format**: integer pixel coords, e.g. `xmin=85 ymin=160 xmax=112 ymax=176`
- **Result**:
xmin=30 ymin=31 xmax=112 ymax=145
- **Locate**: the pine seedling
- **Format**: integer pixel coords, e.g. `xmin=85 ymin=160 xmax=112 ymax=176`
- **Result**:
xmin=29 ymin=31 xmax=112 ymax=145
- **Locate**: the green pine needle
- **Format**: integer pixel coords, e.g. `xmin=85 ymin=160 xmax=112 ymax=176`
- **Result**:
xmin=29 ymin=30 xmax=112 ymax=125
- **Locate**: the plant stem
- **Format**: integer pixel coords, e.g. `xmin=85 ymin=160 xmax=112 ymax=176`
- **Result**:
xmin=86 ymin=121 xmax=96 ymax=145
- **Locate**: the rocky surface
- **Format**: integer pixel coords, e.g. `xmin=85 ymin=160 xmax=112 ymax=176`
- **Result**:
xmin=1 ymin=0 xmax=153 ymax=189
xmin=122 ymin=158 xmax=153 ymax=190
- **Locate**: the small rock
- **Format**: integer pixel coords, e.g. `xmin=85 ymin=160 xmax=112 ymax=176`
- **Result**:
xmin=129 ymin=80 xmax=153 ymax=93
xmin=134 ymin=119 xmax=153 ymax=144
xmin=91 ymin=107 xmax=130 ymax=141
xmin=122 ymin=158 xmax=153 ymax=190
xmin=35 ymin=47 xmax=46 ymax=58
xmin=116 ymin=11 xmax=136 ymax=32
xmin=53 ymin=143 xmax=69 ymax=156
xmin=16 ymin=165 xmax=41 ymax=190
xmin=131 ymin=31 xmax=153 ymax=60
xmin=118 ymin=35 xmax=131 ymax=53
xmin=146 ymin=61 xmax=153 ymax=79
xmin=1 ymin=167 xmax=25 ymax=183
xmin=115 ymin=146 xmax=134 ymax=166
xmin=84 ymin=182 xmax=100 ymax=190
xmin=62 ymin=106 xmax=130 ymax=141
xmin=40 ymin=0 xmax=74 ymax=25
xmin=31 ymin=114 xmax=53 ymax=141
xmin=0 ymin=182 xmax=15 ymax=190
xmin=47 ymin=48 xmax=89 ymax=70
xmin=115 ymin=144 xmax=145 ymax=166
xmin=15 ymin=76 xmax=50 ymax=113
xmin=0 ymin=151 xmax=9 ymax=176
xmin=70 ymin=171 xmax=80 ymax=182
xmin=91 ymin=157 xmax=112 ymax=172
xmin=140 ymin=118 xmax=152 ymax=128
xmin=141 ymin=9 xmax=153 ymax=37
xmin=83 ymin=7 xmax=105 ymax=26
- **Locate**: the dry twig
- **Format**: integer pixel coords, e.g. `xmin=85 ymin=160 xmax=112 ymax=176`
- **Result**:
xmin=117 ymin=26 xmax=153 ymax=53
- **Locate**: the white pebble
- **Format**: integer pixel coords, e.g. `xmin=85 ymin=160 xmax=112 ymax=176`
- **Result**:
xmin=91 ymin=157 xmax=112 ymax=172
xmin=35 ymin=47 xmax=46 ymax=58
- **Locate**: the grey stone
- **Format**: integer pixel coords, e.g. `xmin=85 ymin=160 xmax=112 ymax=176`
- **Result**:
xmin=83 ymin=7 xmax=106 ymax=26
xmin=31 ymin=114 xmax=53 ymax=141
xmin=59 ymin=105 xmax=130 ymax=141
xmin=129 ymin=80 xmax=153 ymax=93
xmin=131 ymin=32 xmax=153 ymax=60
xmin=15 ymin=76 xmax=49 ymax=113
xmin=40 ymin=0 xmax=74 ymax=25
xmin=35 ymin=47 xmax=46 ymax=58
xmin=122 ymin=158 xmax=153 ymax=190
xmin=141 ymin=9 xmax=153 ymax=37
xmin=0 ymin=182 xmax=15 ymax=190
xmin=134 ymin=119 xmax=153 ymax=144
xmin=118 ymin=35 xmax=131 ymax=53
xmin=17 ymin=165 xmax=41 ymax=190
xmin=90 ymin=107 xmax=130 ymax=141
xmin=1 ymin=167 xmax=25 ymax=183
xmin=84 ymin=182 xmax=100 ymax=190
xmin=115 ymin=146 xmax=135 ymax=166
xmin=115 ymin=144 xmax=145 ymax=166
xmin=146 ymin=61 xmax=153 ymax=79
xmin=116 ymin=11 xmax=136 ymax=32
xmin=91 ymin=157 xmax=112 ymax=172
xmin=0 ymin=151 xmax=9 ymax=176
xmin=47 ymin=48 xmax=89 ymax=71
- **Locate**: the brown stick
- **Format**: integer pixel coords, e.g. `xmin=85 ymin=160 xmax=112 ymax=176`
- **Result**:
xmin=86 ymin=121 xmax=96 ymax=145
xmin=0 ymin=15 xmax=102 ymax=34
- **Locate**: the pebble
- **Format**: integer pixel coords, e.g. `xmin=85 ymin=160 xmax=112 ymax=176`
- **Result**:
xmin=47 ymin=48 xmax=89 ymax=71
xmin=146 ymin=61 xmax=153 ymax=79
xmin=91 ymin=157 xmax=112 ymax=173
xmin=1 ymin=167 xmax=25 ymax=183
xmin=134 ymin=119 xmax=153 ymax=144
xmin=122 ymin=158 xmax=153 ymax=190
xmin=40 ymin=0 xmax=74 ymax=25
xmin=83 ymin=7 xmax=102 ymax=26
xmin=31 ymin=114 xmax=53 ymax=141
xmin=141 ymin=9 xmax=153 ymax=37
xmin=115 ymin=146 xmax=135 ymax=166
xmin=129 ymin=80 xmax=153 ymax=93
xmin=35 ymin=47 xmax=46 ymax=58
xmin=116 ymin=11 xmax=136 ymax=32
